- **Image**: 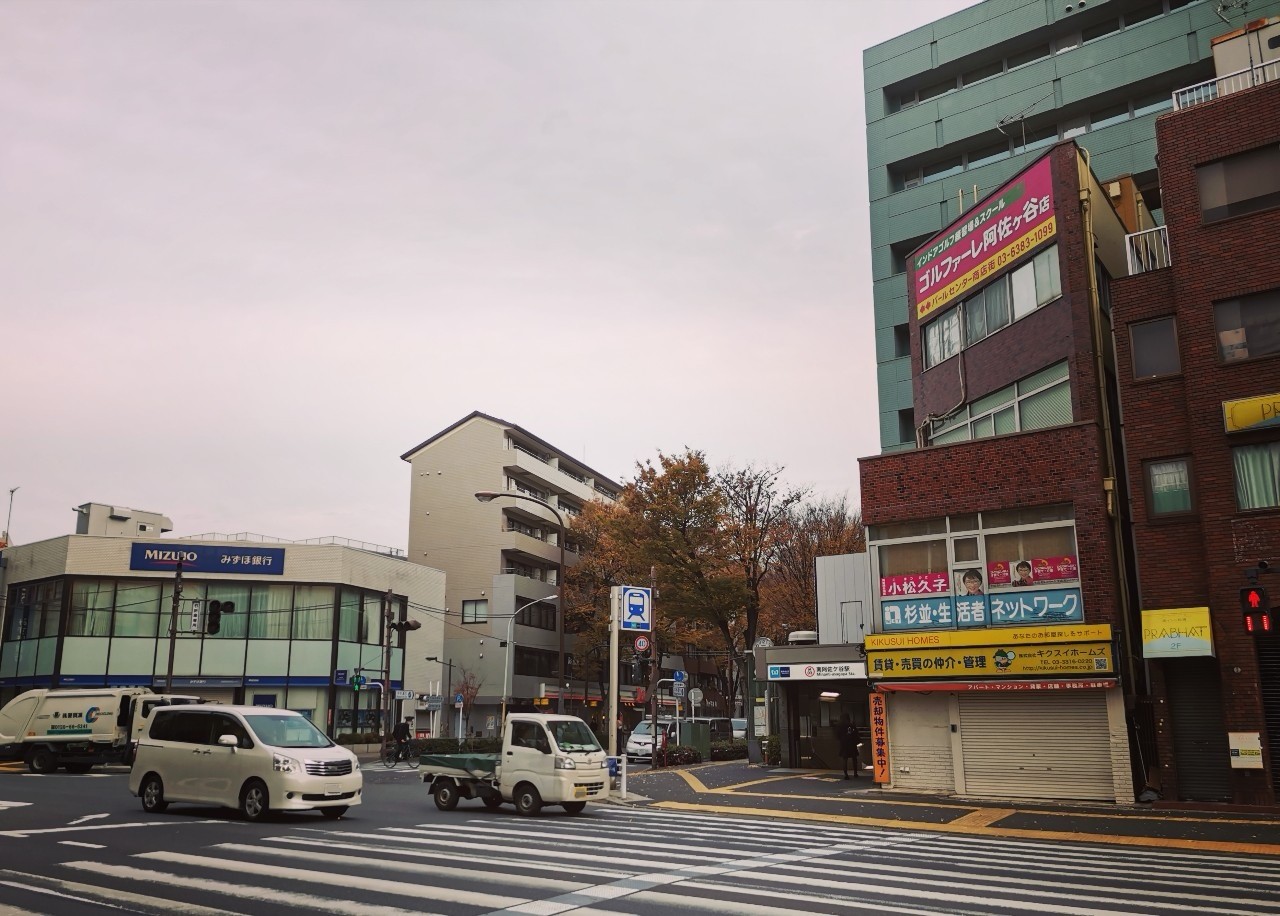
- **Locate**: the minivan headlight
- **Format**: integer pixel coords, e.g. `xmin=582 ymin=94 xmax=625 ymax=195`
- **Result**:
xmin=273 ymin=753 xmax=300 ymax=773
xmin=554 ymin=756 xmax=576 ymax=770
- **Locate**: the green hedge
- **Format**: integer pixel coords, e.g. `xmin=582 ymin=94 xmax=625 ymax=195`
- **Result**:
xmin=710 ymin=740 xmax=748 ymax=761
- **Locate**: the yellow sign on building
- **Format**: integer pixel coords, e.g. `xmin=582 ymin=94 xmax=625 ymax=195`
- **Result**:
xmin=869 ymin=642 xmax=1114 ymax=679
xmin=1223 ymin=391 xmax=1280 ymax=433
xmin=1141 ymin=607 xmax=1213 ymax=659
xmin=865 ymin=623 xmax=1111 ymax=652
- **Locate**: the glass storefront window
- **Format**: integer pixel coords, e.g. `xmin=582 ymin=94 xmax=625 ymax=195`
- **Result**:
xmin=69 ymin=580 xmax=114 ymax=637
xmin=250 ymin=583 xmax=293 ymax=639
xmin=207 ymin=582 xmax=250 ymax=638
xmin=292 ymin=585 xmax=335 ymax=640
xmin=114 ymin=580 xmax=162 ymax=637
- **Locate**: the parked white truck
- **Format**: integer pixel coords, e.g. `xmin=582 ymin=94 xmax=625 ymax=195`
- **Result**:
xmin=419 ymin=713 xmax=609 ymax=815
xmin=0 ymin=687 xmax=153 ymax=773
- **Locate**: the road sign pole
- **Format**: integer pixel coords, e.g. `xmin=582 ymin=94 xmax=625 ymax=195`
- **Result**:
xmin=608 ymin=587 xmax=621 ymax=757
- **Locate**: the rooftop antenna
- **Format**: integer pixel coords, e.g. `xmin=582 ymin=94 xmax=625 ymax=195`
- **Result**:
xmin=4 ymin=486 xmax=18 ymax=546
xmin=1215 ymin=0 xmax=1250 ymax=24
xmin=995 ymin=90 xmax=1054 ymax=150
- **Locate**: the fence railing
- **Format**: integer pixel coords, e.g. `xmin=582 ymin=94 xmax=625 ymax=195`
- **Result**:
xmin=1173 ymin=60 xmax=1280 ymax=111
xmin=1126 ymin=225 xmax=1171 ymax=276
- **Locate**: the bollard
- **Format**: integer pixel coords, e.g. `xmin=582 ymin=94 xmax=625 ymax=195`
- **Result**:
xmin=621 ymin=754 xmax=628 ymax=801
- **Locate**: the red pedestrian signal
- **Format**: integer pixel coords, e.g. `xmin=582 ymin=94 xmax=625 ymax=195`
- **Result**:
xmin=1242 ymin=586 xmax=1272 ymax=636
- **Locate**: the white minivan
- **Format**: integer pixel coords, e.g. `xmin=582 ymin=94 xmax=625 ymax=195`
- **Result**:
xmin=129 ymin=705 xmax=362 ymax=820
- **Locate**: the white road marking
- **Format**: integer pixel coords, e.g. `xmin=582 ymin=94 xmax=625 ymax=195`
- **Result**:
xmin=59 ymin=841 xmax=108 ymax=849
xmin=0 ymin=819 xmax=222 ymax=838
xmin=60 ymin=861 xmax=428 ymax=916
xmin=136 ymin=850 xmax=528 ymax=910
xmin=67 ymin=813 xmax=111 ymax=826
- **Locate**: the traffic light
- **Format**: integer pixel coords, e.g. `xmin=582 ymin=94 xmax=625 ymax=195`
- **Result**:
xmin=1241 ymin=586 xmax=1272 ymax=635
xmin=205 ymin=600 xmax=233 ymax=635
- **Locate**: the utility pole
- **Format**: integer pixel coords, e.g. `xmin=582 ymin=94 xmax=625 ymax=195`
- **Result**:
xmin=164 ymin=560 xmax=183 ymax=691
xmin=381 ymin=589 xmax=421 ymax=759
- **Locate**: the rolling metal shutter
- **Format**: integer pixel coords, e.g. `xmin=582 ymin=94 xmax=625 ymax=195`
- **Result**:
xmin=958 ymin=691 xmax=1113 ymax=801
xmin=1255 ymin=640 xmax=1280 ymax=799
xmin=1165 ymin=657 xmax=1232 ymax=802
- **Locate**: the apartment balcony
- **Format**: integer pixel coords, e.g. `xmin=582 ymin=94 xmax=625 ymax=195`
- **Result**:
xmin=1126 ymin=226 xmax=1171 ymax=276
xmin=1173 ymin=60 xmax=1280 ymax=112
xmin=503 ymin=447 xmax=599 ymax=505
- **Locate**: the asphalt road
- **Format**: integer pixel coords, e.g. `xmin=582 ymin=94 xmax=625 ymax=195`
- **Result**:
xmin=2 ymin=762 xmax=1280 ymax=915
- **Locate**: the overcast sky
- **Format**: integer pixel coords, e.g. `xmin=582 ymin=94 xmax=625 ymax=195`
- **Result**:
xmin=2 ymin=0 xmax=975 ymax=551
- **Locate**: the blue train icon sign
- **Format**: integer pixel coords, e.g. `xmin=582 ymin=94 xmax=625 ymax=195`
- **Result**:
xmin=619 ymin=586 xmax=652 ymax=632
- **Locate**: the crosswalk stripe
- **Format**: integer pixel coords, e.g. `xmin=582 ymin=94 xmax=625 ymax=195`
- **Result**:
xmin=266 ymin=834 xmax=632 ymax=880
xmin=61 ymin=861 xmax=436 ymax=916
xmin=216 ymin=841 xmax=591 ymax=892
xmin=0 ymin=868 xmax=241 ymax=916
xmin=14 ymin=805 xmax=1277 ymax=916
xmin=138 ymin=849 xmax=529 ymax=909
xmin=376 ymin=826 xmax=697 ymax=870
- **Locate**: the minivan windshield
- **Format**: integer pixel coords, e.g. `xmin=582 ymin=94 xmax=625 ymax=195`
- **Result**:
xmin=549 ymin=720 xmax=602 ymax=752
xmin=244 ymin=713 xmax=333 ymax=749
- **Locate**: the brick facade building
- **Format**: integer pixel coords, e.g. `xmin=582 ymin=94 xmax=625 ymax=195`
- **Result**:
xmin=857 ymin=143 xmax=1140 ymax=803
xmin=1112 ymin=73 xmax=1280 ymax=805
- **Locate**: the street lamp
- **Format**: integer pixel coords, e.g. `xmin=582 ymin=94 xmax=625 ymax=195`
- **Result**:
xmin=475 ymin=489 xmax=567 ymax=714
xmin=501 ymin=595 xmax=557 ymax=730
xmin=425 ymin=655 xmax=454 ymax=741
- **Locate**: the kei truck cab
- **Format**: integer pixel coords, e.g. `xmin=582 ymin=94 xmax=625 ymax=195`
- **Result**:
xmin=420 ymin=713 xmax=609 ymax=815
xmin=0 ymin=687 xmax=151 ymax=773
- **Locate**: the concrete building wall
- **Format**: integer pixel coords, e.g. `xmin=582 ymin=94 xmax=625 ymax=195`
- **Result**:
xmin=402 ymin=413 xmax=621 ymax=719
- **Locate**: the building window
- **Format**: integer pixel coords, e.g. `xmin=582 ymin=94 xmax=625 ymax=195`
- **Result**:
xmin=69 ymin=580 xmax=113 ymax=637
xmin=1215 ymin=288 xmax=1280 ymax=362
xmin=1007 ymin=43 xmax=1051 ymax=69
xmin=462 ymin=599 xmax=489 ymax=624
xmin=897 ymin=408 xmax=915 ymax=445
xmin=924 ymin=307 xmax=961 ymax=368
xmin=292 ymin=585 xmax=335 ymax=640
xmin=1145 ymin=458 xmax=1194 ymax=516
xmin=928 ymin=362 xmax=1070 ymax=444
xmin=514 ymin=645 xmax=558 ymax=678
xmin=1130 ymin=317 xmax=1181 ymax=378
xmin=927 ymin=245 xmax=1061 ymax=368
xmin=1082 ymin=18 xmax=1121 ymax=43
xmin=517 ymin=600 xmax=557 ymax=631
xmin=1197 ymin=144 xmax=1280 ymax=223
xmin=1234 ymin=442 xmax=1280 ymax=510
xmin=893 ymin=323 xmax=911 ymax=358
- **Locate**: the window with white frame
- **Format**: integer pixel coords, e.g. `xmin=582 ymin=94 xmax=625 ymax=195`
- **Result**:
xmin=924 ymin=245 xmax=1062 ymax=369
xmin=928 ymin=361 xmax=1071 ymax=445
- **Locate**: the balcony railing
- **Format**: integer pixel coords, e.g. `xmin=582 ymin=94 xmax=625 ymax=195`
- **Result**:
xmin=1173 ymin=61 xmax=1280 ymax=112
xmin=1126 ymin=225 xmax=1171 ymax=276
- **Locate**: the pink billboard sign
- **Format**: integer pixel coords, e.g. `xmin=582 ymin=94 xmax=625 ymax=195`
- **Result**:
xmin=880 ymin=572 xmax=950 ymax=597
xmin=912 ymin=154 xmax=1057 ymax=321
xmin=987 ymin=555 xmax=1079 ymax=588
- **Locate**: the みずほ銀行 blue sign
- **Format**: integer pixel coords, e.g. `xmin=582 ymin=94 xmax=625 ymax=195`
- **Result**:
xmin=130 ymin=543 xmax=286 ymax=575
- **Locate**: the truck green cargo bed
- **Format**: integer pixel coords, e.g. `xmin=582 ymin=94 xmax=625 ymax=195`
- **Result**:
xmin=418 ymin=752 xmax=500 ymax=779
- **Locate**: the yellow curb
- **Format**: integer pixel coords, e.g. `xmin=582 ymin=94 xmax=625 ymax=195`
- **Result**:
xmin=653 ymin=801 xmax=1280 ymax=856
xmin=948 ymin=807 xmax=1015 ymax=828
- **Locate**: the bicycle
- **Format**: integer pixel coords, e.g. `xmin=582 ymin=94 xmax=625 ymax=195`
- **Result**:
xmin=380 ymin=743 xmax=420 ymax=769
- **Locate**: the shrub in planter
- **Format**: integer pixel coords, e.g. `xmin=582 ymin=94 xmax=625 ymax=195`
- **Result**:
xmin=710 ymin=740 xmax=748 ymax=761
xmin=663 ymin=744 xmax=702 ymax=766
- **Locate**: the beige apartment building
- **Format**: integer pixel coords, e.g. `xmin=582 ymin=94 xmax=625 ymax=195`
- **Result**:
xmin=401 ymin=412 xmax=625 ymax=736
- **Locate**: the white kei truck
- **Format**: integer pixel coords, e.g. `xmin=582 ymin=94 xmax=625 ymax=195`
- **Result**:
xmin=0 ymin=687 xmax=182 ymax=773
xmin=419 ymin=713 xmax=609 ymax=816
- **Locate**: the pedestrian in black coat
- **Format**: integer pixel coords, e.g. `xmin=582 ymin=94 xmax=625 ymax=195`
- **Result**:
xmin=837 ymin=714 xmax=861 ymax=780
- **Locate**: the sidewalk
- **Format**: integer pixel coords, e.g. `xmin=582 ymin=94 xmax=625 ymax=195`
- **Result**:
xmin=611 ymin=760 xmax=1280 ymax=855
